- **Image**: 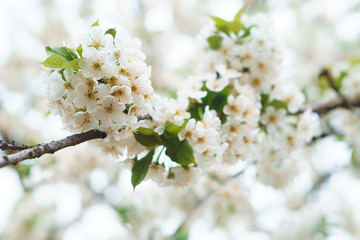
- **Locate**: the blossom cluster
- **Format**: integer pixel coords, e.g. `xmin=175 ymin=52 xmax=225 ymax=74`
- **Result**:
xmin=175 ymin=13 xmax=322 ymax=188
xmin=42 ymin=23 xmax=153 ymax=156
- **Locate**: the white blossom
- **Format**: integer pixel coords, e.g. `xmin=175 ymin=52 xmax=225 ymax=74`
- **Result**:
xmin=79 ymin=48 xmax=113 ymax=79
xmin=297 ymin=109 xmax=321 ymax=142
xmin=178 ymin=119 xmax=204 ymax=142
xmin=73 ymin=80 xmax=100 ymax=113
xmin=95 ymin=96 xmax=126 ymax=129
xmin=79 ymin=26 xmax=113 ymax=51
xmin=261 ymin=106 xmax=286 ymax=133
xmin=110 ymin=85 xmax=132 ymax=103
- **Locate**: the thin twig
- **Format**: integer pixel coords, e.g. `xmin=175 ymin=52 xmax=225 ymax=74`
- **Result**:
xmin=0 ymin=130 xmax=106 ymax=168
xmin=306 ymin=167 xmax=342 ymax=202
xmin=319 ymin=68 xmax=349 ymax=107
xmin=169 ymin=161 xmax=254 ymax=238
xmin=293 ymin=69 xmax=360 ymax=116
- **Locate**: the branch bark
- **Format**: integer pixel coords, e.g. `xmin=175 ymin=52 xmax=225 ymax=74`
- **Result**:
xmin=297 ymin=99 xmax=360 ymax=116
xmin=0 ymin=130 xmax=106 ymax=168
xmin=0 ymin=114 xmax=151 ymax=168
xmin=0 ymin=140 xmax=32 ymax=151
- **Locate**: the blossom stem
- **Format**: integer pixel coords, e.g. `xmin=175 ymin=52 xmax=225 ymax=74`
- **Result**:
xmin=155 ymin=146 xmax=166 ymax=164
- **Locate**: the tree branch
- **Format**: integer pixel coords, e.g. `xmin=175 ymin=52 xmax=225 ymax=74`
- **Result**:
xmin=294 ymin=69 xmax=360 ymax=116
xmin=0 ymin=130 xmax=107 ymax=168
xmin=296 ymin=99 xmax=360 ymax=116
xmin=0 ymin=140 xmax=32 ymax=151
xmin=169 ymin=161 xmax=254 ymax=239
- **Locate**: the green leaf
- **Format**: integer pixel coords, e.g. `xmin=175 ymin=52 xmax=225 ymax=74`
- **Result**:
xmin=15 ymin=163 xmax=33 ymax=180
xmin=234 ymin=1 xmax=249 ymax=22
xmin=76 ymin=45 xmax=83 ymax=58
xmin=230 ymin=21 xmax=244 ymax=35
xmin=45 ymin=46 xmax=78 ymax=61
xmin=173 ymin=230 xmax=189 ymax=240
xmin=261 ymin=95 xmax=288 ymax=113
xmin=202 ymin=84 xmax=231 ymax=122
xmin=131 ymin=148 xmax=155 ymax=189
xmin=317 ymin=70 xmax=346 ymax=94
xmin=134 ymin=128 xmax=163 ymax=147
xmin=261 ymin=93 xmax=270 ymax=106
xmin=188 ymin=102 xmax=203 ymax=121
xmin=92 ymin=19 xmax=100 ymax=27
xmin=349 ymin=57 xmax=360 ymax=66
xmin=240 ymin=25 xmax=256 ymax=38
xmin=317 ymin=74 xmax=331 ymax=93
xmin=62 ymin=58 xmax=83 ymax=71
xmin=165 ymin=88 xmax=177 ymax=99
xmin=105 ymin=28 xmax=116 ymax=38
xmin=271 ymin=99 xmax=288 ymax=110
xmin=163 ymin=121 xmax=187 ymax=139
xmin=210 ymin=3 xmax=249 ymax=37
xmin=261 ymin=94 xmax=288 ymax=112
xmin=336 ymin=134 xmax=345 ymax=141
xmin=210 ymin=16 xmax=231 ymax=36
xmin=207 ymin=35 xmax=223 ymax=50
xmin=187 ymin=84 xmax=230 ymax=123
xmin=314 ymin=216 xmax=330 ymax=237
xmin=41 ymin=54 xmax=67 ymax=68
xmin=165 ymin=138 xmax=196 ymax=166
xmin=26 ymin=214 xmax=40 ymax=227
xmin=260 ymin=93 xmax=270 ymax=114
xmin=198 ymin=106 xmax=204 ymax=119
xmin=227 ymin=202 xmax=236 ymax=213
xmin=115 ymin=205 xmax=135 ymax=224
xmin=335 ymin=71 xmax=347 ymax=89
xmin=209 ymin=85 xmax=231 ymax=112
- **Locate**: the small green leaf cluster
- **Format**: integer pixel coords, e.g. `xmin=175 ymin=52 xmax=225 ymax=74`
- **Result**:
xmin=317 ymin=70 xmax=346 ymax=95
xmin=188 ymin=84 xmax=231 ymax=123
xmin=314 ymin=216 xmax=330 ymax=237
xmin=206 ymin=1 xmax=255 ymax=50
xmin=42 ymin=46 xmax=83 ymax=71
xmin=349 ymin=57 xmax=360 ymax=66
xmin=260 ymin=93 xmax=288 ymax=114
xmin=41 ymin=25 xmax=117 ymax=73
xmin=115 ymin=205 xmax=135 ymax=224
xmin=131 ymin=121 xmax=196 ymax=188
xmin=15 ymin=163 xmax=33 ymax=181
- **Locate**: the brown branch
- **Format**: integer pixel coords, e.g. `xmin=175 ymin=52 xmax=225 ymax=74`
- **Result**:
xmin=293 ymin=69 xmax=360 ymax=116
xmin=0 ymin=140 xmax=32 ymax=151
xmin=0 ymin=130 xmax=107 ymax=168
xmin=295 ymin=99 xmax=360 ymax=116
xmin=319 ymin=68 xmax=349 ymax=106
xmin=0 ymin=113 xmax=152 ymax=168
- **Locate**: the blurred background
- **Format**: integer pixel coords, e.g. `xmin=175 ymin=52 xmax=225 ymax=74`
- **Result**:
xmin=0 ymin=0 xmax=360 ymax=239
